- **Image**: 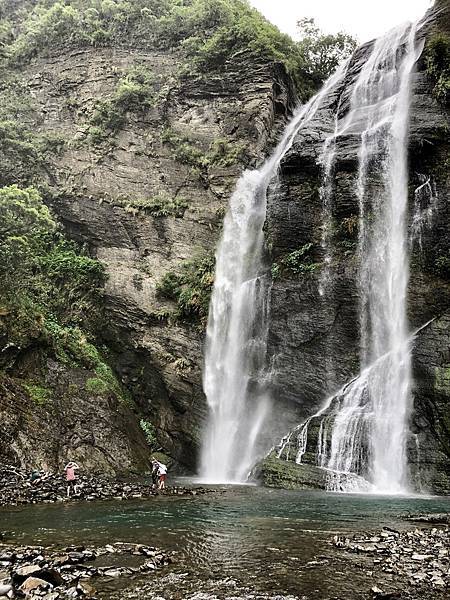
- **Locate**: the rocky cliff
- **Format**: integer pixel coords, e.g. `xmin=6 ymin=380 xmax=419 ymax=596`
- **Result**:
xmin=45 ymin=48 xmax=294 ymax=469
xmin=0 ymin=0 xmax=298 ymax=473
xmin=0 ymin=0 xmax=448 ymax=489
xmin=263 ymin=4 xmax=450 ymax=493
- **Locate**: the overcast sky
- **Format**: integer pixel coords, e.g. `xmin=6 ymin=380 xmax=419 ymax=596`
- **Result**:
xmin=249 ymin=0 xmax=433 ymax=43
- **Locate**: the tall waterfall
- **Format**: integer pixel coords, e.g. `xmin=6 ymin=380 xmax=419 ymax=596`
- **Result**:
xmin=325 ymin=23 xmax=422 ymax=493
xmin=278 ymin=22 xmax=424 ymax=494
xmin=199 ymin=68 xmax=347 ymax=483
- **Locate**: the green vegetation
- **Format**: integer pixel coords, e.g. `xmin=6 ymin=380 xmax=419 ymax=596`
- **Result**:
xmin=0 ymin=185 xmax=129 ymax=400
xmin=161 ymin=128 xmax=248 ymax=176
xmin=1 ymin=1 xmax=357 ymax=98
xmin=156 ymin=252 xmax=215 ymax=324
xmin=0 ymin=119 xmax=65 ymax=185
xmin=435 ymin=255 xmax=450 ymax=279
xmin=24 ymin=383 xmax=52 ymax=406
xmin=161 ymin=127 xmax=209 ymax=175
xmin=336 ymin=215 xmax=359 ymax=256
xmin=44 ymin=322 xmax=128 ymax=400
xmin=425 ymin=33 xmax=450 ymax=106
xmin=140 ymin=419 xmax=159 ymax=450
xmin=271 ymin=243 xmax=321 ymax=279
xmin=112 ymin=193 xmax=188 ymax=217
xmin=435 ymin=365 xmax=450 ymax=395
xmin=88 ymin=66 xmax=157 ymax=144
xmin=261 ymin=453 xmax=326 ymax=490
xmin=0 ymin=71 xmax=66 ymax=185
xmin=296 ymin=18 xmax=357 ymax=85
xmin=208 ymin=137 xmax=248 ymax=167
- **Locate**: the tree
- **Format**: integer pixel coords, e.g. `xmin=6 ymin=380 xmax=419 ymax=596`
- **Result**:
xmin=297 ymin=17 xmax=357 ymax=85
xmin=0 ymin=185 xmax=55 ymax=281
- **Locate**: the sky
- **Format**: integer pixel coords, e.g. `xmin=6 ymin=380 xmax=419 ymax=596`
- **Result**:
xmin=249 ymin=0 xmax=433 ymax=44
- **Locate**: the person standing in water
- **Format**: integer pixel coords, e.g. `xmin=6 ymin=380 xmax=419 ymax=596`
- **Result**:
xmin=64 ymin=461 xmax=79 ymax=497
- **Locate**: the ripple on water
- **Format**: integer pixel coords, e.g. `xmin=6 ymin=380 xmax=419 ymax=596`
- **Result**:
xmin=1 ymin=486 xmax=449 ymax=599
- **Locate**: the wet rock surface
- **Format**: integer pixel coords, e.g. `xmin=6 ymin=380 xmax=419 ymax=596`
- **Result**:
xmin=0 ymin=466 xmax=211 ymax=507
xmin=333 ymin=525 xmax=449 ymax=598
xmin=264 ymin=3 xmax=450 ymax=493
xmin=0 ymin=541 xmax=171 ymax=599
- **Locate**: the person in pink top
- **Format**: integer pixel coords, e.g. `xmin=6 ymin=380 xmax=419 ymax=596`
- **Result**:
xmin=64 ymin=461 xmax=79 ymax=497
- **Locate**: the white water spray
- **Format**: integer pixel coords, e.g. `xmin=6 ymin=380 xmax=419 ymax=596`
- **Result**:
xmin=200 ymin=67 xmax=347 ymax=483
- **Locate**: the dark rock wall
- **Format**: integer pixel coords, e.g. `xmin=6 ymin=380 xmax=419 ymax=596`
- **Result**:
xmin=0 ymin=365 xmax=149 ymax=475
xmin=264 ymin=7 xmax=450 ymax=492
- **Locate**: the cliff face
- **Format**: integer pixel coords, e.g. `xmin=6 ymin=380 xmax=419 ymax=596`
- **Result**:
xmin=1 ymin=1 xmax=448 ymax=488
xmin=264 ymin=6 xmax=450 ymax=492
xmin=0 ymin=35 xmax=295 ymax=471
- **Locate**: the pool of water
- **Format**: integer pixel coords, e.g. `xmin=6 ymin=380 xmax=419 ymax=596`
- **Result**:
xmin=1 ymin=485 xmax=449 ymax=599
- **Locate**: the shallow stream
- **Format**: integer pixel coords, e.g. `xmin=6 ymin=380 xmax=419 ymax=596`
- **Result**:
xmin=2 ymin=484 xmax=449 ymax=599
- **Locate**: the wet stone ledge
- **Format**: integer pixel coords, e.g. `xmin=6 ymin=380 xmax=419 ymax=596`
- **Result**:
xmin=0 ymin=542 xmax=172 ymax=599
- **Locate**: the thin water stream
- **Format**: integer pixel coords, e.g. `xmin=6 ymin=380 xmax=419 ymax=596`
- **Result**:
xmin=2 ymin=486 xmax=449 ymax=599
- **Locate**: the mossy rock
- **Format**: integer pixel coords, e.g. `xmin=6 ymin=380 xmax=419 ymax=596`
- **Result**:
xmin=259 ymin=453 xmax=327 ymax=490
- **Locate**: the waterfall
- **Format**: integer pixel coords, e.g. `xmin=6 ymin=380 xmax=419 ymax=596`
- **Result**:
xmin=320 ymin=22 xmax=423 ymax=494
xmin=199 ymin=66 xmax=347 ymax=483
xmin=273 ymin=21 xmax=426 ymax=494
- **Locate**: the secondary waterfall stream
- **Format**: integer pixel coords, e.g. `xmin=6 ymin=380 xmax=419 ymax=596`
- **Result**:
xmin=278 ymin=22 xmax=425 ymax=494
xmin=200 ymin=67 xmax=347 ymax=483
xmin=200 ymin=20 xmax=423 ymax=489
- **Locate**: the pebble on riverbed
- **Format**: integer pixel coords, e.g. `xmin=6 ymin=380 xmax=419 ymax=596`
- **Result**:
xmin=332 ymin=524 xmax=449 ymax=597
xmin=0 ymin=541 xmax=172 ymax=599
xmin=0 ymin=466 xmax=211 ymax=507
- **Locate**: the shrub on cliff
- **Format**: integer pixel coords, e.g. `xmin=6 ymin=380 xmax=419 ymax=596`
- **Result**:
xmin=156 ymin=252 xmax=215 ymax=324
xmin=425 ymin=32 xmax=450 ymax=105
xmin=0 ymin=184 xmax=106 ymax=347
xmin=88 ymin=65 xmax=158 ymax=144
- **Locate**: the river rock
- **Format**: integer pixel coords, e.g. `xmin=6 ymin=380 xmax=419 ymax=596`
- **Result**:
xmin=19 ymin=576 xmax=51 ymax=593
xmin=0 ymin=586 xmax=11 ymax=596
xmin=334 ymin=524 xmax=449 ymax=597
xmin=1 ymin=539 xmax=172 ymax=598
xmin=14 ymin=564 xmax=41 ymax=578
xmin=0 ymin=465 xmax=213 ymax=507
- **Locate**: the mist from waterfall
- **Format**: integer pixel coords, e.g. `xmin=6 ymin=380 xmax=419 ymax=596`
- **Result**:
xmin=199 ymin=67 xmax=347 ymax=483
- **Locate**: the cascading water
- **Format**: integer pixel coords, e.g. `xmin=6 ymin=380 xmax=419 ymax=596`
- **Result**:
xmin=325 ymin=22 xmax=422 ymax=494
xmin=278 ymin=22 xmax=424 ymax=494
xmin=199 ymin=67 xmax=347 ymax=483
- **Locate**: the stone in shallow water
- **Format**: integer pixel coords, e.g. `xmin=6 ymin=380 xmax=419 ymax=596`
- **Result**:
xmin=0 ymin=586 xmax=11 ymax=596
xmin=19 ymin=576 xmax=51 ymax=593
xmin=15 ymin=564 xmax=41 ymax=578
xmin=77 ymin=580 xmax=96 ymax=596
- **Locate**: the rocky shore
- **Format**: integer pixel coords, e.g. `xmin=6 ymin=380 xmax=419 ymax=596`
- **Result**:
xmin=333 ymin=524 xmax=449 ymax=598
xmin=0 ymin=466 xmax=210 ymax=507
xmin=0 ymin=541 xmax=171 ymax=599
